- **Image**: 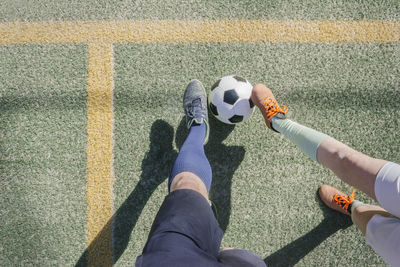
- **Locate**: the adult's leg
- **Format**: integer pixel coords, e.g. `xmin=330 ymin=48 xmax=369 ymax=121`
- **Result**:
xmin=317 ymin=138 xmax=387 ymax=201
xmin=318 ymin=184 xmax=400 ymax=266
xmin=251 ymin=84 xmax=400 ymax=265
xmin=251 ymin=83 xmax=387 ymax=200
xmin=168 ymin=80 xmax=212 ymax=199
xmin=136 ymin=81 xmax=222 ymax=266
xmin=319 ymin=184 xmax=391 ymax=235
xmin=351 ymin=204 xmax=391 ymax=235
xmin=170 ymin=171 xmax=209 ymax=201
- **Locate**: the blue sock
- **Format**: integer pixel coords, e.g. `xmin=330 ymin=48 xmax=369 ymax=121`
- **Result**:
xmin=169 ymin=123 xmax=212 ymax=192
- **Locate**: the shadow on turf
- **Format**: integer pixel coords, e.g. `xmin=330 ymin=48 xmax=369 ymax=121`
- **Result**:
xmin=75 ymin=116 xmax=243 ymax=266
xmin=75 ymin=119 xmax=177 ymax=266
xmin=264 ymin=191 xmax=353 ymax=267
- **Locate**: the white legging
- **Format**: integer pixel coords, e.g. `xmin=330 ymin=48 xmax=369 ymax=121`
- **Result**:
xmin=366 ymin=162 xmax=400 ymax=267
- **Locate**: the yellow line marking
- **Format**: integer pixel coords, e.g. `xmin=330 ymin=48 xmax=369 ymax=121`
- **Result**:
xmin=86 ymin=42 xmax=114 ymax=267
xmin=1 ymin=18 xmax=398 ymax=266
xmin=0 ymin=19 xmax=399 ymax=44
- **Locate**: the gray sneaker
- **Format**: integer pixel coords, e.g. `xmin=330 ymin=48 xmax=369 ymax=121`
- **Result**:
xmin=183 ymin=80 xmax=210 ymax=144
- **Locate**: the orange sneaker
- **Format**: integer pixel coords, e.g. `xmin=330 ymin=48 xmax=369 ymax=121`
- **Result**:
xmin=251 ymin=84 xmax=288 ymax=132
xmin=318 ymin=184 xmax=356 ymax=216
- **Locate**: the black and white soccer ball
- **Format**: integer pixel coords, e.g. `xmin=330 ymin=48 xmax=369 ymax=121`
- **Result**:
xmin=208 ymin=75 xmax=255 ymax=124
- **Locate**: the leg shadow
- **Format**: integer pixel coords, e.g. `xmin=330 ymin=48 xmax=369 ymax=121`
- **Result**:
xmin=175 ymin=116 xmax=246 ymax=232
xmin=264 ymin=192 xmax=353 ymax=267
xmin=75 ymin=119 xmax=177 ymax=266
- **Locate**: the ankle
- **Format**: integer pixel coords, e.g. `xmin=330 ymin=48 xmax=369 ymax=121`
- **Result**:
xmin=350 ymin=200 xmax=365 ymax=214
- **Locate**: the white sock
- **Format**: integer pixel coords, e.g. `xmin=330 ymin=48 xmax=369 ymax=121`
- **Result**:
xmin=271 ymin=118 xmax=330 ymax=162
xmin=350 ymin=200 xmax=365 ymax=223
xmin=351 ymin=200 xmax=365 ymax=214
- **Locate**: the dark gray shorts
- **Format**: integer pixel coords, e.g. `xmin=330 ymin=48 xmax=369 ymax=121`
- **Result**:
xmin=136 ymin=189 xmax=266 ymax=267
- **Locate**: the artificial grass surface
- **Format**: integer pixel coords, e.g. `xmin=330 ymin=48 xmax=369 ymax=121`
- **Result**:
xmin=1 ymin=1 xmax=399 ymax=266
xmin=0 ymin=45 xmax=88 ymax=265
xmin=0 ymin=42 xmax=398 ymax=267
xmin=111 ymin=43 xmax=399 ymax=266
xmin=1 ymin=0 xmax=399 ymax=21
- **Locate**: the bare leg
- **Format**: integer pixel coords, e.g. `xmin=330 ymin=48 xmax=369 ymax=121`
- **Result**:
xmin=351 ymin=204 xmax=392 ymax=235
xmin=252 ymin=83 xmax=396 ymax=242
xmin=317 ymin=138 xmax=387 ymax=202
xmin=170 ymin=173 xmax=239 ymax=252
xmin=170 ymin=171 xmax=209 ymax=201
xmin=251 ymin=84 xmax=389 ymax=201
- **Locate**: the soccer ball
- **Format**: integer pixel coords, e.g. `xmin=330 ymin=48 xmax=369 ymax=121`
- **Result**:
xmin=208 ymin=75 xmax=255 ymax=124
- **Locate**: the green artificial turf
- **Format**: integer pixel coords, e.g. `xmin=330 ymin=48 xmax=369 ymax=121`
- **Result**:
xmin=112 ymin=43 xmax=399 ymax=266
xmin=1 ymin=0 xmax=399 ymax=21
xmin=0 ymin=45 xmax=88 ymax=266
xmin=1 ymin=1 xmax=399 ymax=266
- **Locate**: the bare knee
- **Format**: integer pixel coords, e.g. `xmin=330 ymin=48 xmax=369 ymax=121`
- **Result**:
xmin=170 ymin=172 xmax=209 ymax=201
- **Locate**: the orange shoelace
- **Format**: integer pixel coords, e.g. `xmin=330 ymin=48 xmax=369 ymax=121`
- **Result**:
xmin=333 ymin=189 xmax=356 ymax=213
xmin=263 ymin=97 xmax=288 ymax=120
